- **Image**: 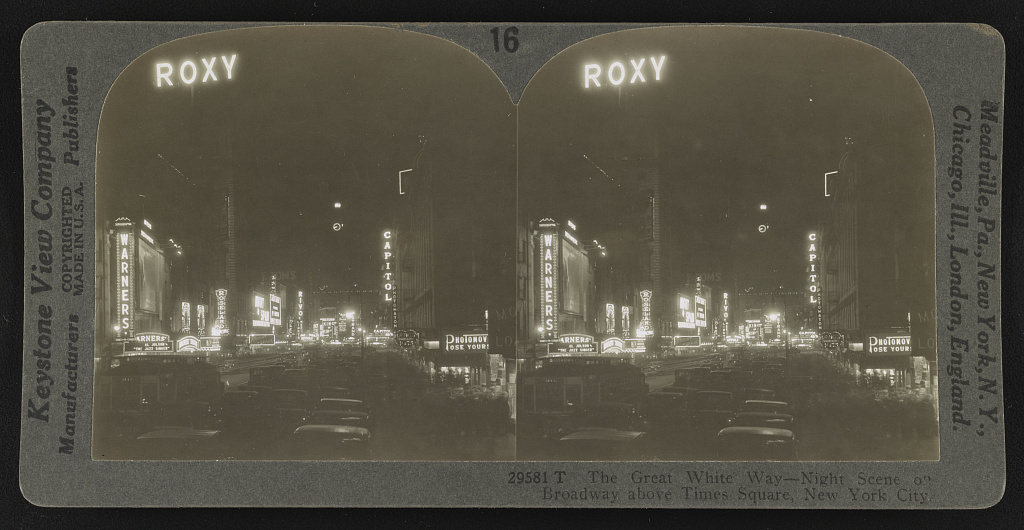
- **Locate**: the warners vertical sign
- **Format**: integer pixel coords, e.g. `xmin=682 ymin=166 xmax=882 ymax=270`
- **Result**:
xmin=113 ymin=218 xmax=135 ymax=339
xmin=808 ymin=232 xmax=822 ymax=332
xmin=538 ymin=219 xmax=559 ymax=341
xmin=382 ymin=230 xmax=396 ymax=330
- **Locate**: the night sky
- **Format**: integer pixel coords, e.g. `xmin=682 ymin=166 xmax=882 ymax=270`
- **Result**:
xmin=97 ymin=26 xmax=514 ymax=291
xmin=519 ymin=26 xmax=934 ymax=294
xmin=96 ymin=25 xmax=934 ymax=299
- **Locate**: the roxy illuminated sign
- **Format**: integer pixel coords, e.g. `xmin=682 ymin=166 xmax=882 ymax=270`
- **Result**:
xmin=156 ymin=54 xmax=237 ymax=87
xmin=808 ymin=232 xmax=823 ymax=331
xmin=584 ymin=55 xmax=666 ymax=89
xmin=538 ymin=219 xmax=559 ymax=341
xmin=113 ymin=218 xmax=135 ymax=339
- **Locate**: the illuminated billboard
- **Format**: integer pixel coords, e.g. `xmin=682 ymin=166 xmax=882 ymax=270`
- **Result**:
xmin=637 ymin=290 xmax=652 ymax=337
xmin=694 ymin=295 xmax=707 ymax=328
xmin=213 ymin=289 xmax=228 ymax=335
xmin=444 ymin=332 xmax=489 ymax=353
xmin=556 ymin=333 xmax=596 ymax=354
xmin=196 ymin=304 xmax=207 ymax=336
xmin=137 ymin=238 xmax=165 ymax=314
xmin=113 ymin=218 xmax=135 ymax=339
xmin=269 ymin=293 xmax=282 ymax=326
xmin=296 ymin=290 xmax=304 ymax=333
xmin=180 ymin=301 xmax=191 ymax=333
xmin=605 ymin=303 xmax=615 ymax=333
xmin=866 ymin=332 xmax=912 ymax=355
xmin=722 ymin=292 xmax=729 ymax=335
xmin=382 ymin=230 xmax=396 ymax=330
xmin=808 ymin=232 xmax=822 ymax=331
xmin=537 ymin=219 xmax=559 ymax=341
xmin=252 ymin=291 xmax=270 ymax=328
xmin=678 ymin=294 xmax=695 ymax=329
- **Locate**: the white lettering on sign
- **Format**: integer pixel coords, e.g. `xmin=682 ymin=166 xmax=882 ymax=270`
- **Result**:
xmin=584 ymin=55 xmax=666 ymax=88
xmin=538 ymin=220 xmax=559 ymax=341
xmin=181 ymin=302 xmax=191 ymax=333
xmin=382 ymin=230 xmax=396 ymax=330
xmin=113 ymin=219 xmax=135 ymax=339
xmin=638 ymin=290 xmax=652 ymax=337
xmin=445 ymin=333 xmax=489 ymax=352
xmin=807 ymin=232 xmax=822 ymax=332
xmin=867 ymin=335 xmax=912 ymax=354
xmin=156 ymin=54 xmax=237 ymax=88
xmin=214 ymin=288 xmax=228 ymax=336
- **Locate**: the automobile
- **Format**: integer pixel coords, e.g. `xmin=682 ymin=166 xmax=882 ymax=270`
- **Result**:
xmin=694 ymin=391 xmax=736 ymax=438
xmin=743 ymin=388 xmax=777 ymax=402
xmin=316 ymin=398 xmax=368 ymax=414
xmin=132 ymin=427 xmax=227 ymax=460
xmin=729 ymin=411 xmax=796 ymax=431
xmin=695 ymin=391 xmax=734 ymax=412
xmin=307 ymin=410 xmax=370 ymax=429
xmin=579 ymin=402 xmax=641 ymax=430
xmin=289 ymin=425 xmax=371 ymax=460
xmin=715 ymin=426 xmax=796 ymax=460
xmin=556 ymin=428 xmax=648 ymax=460
xmin=742 ymin=400 xmax=792 ymax=415
xmin=319 ymin=386 xmax=353 ymax=399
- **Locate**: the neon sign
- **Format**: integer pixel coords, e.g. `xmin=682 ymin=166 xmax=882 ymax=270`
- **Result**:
xmin=694 ymin=295 xmax=707 ymax=328
xmin=538 ymin=219 xmax=559 ymax=341
xmin=678 ymin=294 xmax=695 ymax=329
xmin=297 ymin=290 xmax=303 ymax=334
xmin=601 ymin=337 xmax=624 ymax=354
xmin=605 ymin=303 xmax=615 ymax=334
xmin=269 ymin=293 xmax=282 ymax=326
xmin=382 ymin=230 xmax=396 ymax=330
xmin=584 ymin=55 xmax=666 ymax=89
xmin=637 ymin=290 xmax=652 ymax=337
xmin=113 ymin=218 xmax=135 ymax=339
xmin=445 ymin=332 xmax=489 ymax=352
xmin=213 ymin=288 xmax=228 ymax=336
xmin=181 ymin=301 xmax=191 ymax=333
xmin=808 ymin=232 xmax=822 ymax=331
xmin=252 ymin=292 xmax=270 ymax=328
xmin=196 ymin=304 xmax=207 ymax=336
xmin=156 ymin=54 xmax=237 ymax=88
xmin=722 ymin=292 xmax=729 ymax=335
xmin=176 ymin=336 xmax=199 ymax=352
xmin=557 ymin=334 xmax=596 ymax=354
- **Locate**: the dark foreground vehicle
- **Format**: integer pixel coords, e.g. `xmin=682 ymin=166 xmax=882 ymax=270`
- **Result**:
xmin=715 ymin=426 xmax=796 ymax=461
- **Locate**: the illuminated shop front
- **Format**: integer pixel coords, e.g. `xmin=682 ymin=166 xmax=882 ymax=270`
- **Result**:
xmin=853 ymin=330 xmax=917 ymax=389
xmin=438 ymin=331 xmax=490 ymax=385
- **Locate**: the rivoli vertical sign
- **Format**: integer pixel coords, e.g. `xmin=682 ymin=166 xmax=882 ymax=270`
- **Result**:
xmin=296 ymin=290 xmax=304 ymax=334
xmin=807 ymin=232 xmax=822 ymax=332
xmin=113 ymin=217 xmax=135 ymax=339
xmin=382 ymin=230 xmax=396 ymax=331
xmin=538 ymin=219 xmax=559 ymax=341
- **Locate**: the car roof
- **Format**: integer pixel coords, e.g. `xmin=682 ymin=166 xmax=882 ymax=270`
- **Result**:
xmin=717 ymin=426 xmax=794 ymax=438
xmin=745 ymin=400 xmax=789 ymax=406
xmin=137 ymin=428 xmax=221 ymax=440
xmin=734 ymin=412 xmax=793 ymax=420
xmin=319 ymin=398 xmax=363 ymax=404
xmin=559 ymin=429 xmax=645 ymax=442
xmin=293 ymin=425 xmax=370 ymax=437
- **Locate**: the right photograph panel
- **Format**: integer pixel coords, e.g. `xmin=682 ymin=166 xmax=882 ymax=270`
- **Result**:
xmin=515 ymin=26 xmax=938 ymax=461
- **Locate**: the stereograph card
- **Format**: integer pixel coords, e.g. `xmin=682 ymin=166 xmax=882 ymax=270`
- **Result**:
xmin=19 ymin=22 xmax=1005 ymax=508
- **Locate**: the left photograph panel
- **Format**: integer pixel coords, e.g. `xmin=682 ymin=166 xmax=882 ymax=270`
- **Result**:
xmin=92 ymin=26 xmax=517 ymax=461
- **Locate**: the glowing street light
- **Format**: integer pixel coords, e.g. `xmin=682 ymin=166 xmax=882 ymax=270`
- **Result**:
xmin=334 ymin=202 xmax=341 ymax=209
xmin=760 ymin=204 xmax=768 ymax=210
